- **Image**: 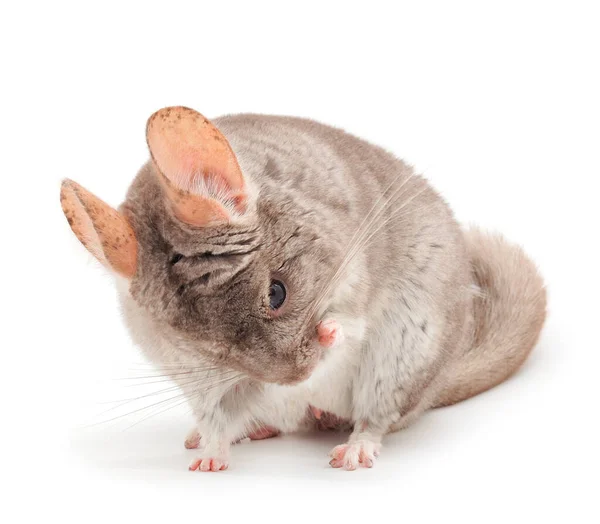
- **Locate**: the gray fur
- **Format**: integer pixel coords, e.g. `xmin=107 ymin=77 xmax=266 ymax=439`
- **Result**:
xmin=62 ymin=110 xmax=546 ymax=471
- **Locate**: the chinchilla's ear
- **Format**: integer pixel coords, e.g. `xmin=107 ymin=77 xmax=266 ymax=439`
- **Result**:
xmin=146 ymin=106 xmax=251 ymax=228
xmin=60 ymin=179 xmax=137 ymax=278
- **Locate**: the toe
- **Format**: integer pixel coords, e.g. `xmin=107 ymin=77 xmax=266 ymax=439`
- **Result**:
xmin=329 ymin=440 xmax=379 ymax=470
xmin=190 ymin=457 xmax=229 ymax=472
xmin=329 ymin=445 xmax=347 ymax=460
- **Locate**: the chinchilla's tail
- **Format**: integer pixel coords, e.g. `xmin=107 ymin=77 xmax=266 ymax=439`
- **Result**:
xmin=434 ymin=228 xmax=546 ymax=407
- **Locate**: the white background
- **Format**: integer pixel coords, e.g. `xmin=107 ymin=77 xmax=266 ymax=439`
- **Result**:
xmin=2 ymin=1 xmax=599 ymax=522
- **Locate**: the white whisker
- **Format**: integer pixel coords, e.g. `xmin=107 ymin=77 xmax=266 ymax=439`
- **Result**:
xmin=86 ymin=372 xmax=243 ymax=428
xmin=305 ymin=173 xmax=420 ymax=322
xmin=121 ymin=374 xmax=243 ymax=431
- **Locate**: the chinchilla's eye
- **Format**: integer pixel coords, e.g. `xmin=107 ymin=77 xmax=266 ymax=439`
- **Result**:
xmin=269 ymin=280 xmax=287 ymax=310
xmin=170 ymin=253 xmax=184 ymax=265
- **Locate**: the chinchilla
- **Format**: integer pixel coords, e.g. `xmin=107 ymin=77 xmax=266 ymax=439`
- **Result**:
xmin=60 ymin=106 xmax=546 ymax=471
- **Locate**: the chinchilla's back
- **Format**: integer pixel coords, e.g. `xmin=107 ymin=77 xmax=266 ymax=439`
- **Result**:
xmin=213 ymin=113 xmax=413 ymax=229
xmin=213 ymin=113 xmax=460 ymax=306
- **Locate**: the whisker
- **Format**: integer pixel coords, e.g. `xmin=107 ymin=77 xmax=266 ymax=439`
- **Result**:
xmin=325 ymin=172 xmax=410 ymax=286
xmin=116 ymin=371 xmax=195 ymax=381
xmin=91 ymin=372 xmax=243 ymax=422
xmin=82 ymin=390 xmax=193 ymax=428
xmin=96 ymin=376 xmax=210 ymax=414
xmin=322 ymin=174 xmax=412 ymax=290
xmin=121 ymin=395 xmax=194 ymax=432
xmin=125 ymin=363 xmax=226 ymax=373
xmin=120 ymin=374 xmax=243 ymax=431
xmin=120 ymin=370 xmax=238 ymax=387
xmin=163 ymin=285 xmax=182 ymax=313
xmin=333 ymin=185 xmax=429 ymax=278
xmin=305 ymin=173 xmax=419 ymax=321
xmin=358 ymin=188 xmax=431 ymax=251
xmin=200 ymin=374 xmax=243 ymax=393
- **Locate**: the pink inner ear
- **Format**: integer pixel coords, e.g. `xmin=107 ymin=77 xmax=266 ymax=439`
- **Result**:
xmin=60 ymin=179 xmax=138 ymax=278
xmin=146 ymin=107 xmax=247 ymax=226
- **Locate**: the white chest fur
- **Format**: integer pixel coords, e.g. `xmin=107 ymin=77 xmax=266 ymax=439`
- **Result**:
xmin=259 ymin=314 xmax=366 ymax=431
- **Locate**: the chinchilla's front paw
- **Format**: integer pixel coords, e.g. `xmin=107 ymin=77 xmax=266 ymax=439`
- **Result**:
xmin=184 ymin=428 xmax=201 ymax=449
xmin=187 ymin=436 xmax=231 ymax=472
xmin=316 ymin=318 xmax=344 ymax=348
xmin=184 ymin=425 xmax=279 ymax=449
xmin=329 ymin=439 xmax=381 ymax=470
xmin=188 ymin=455 xmax=229 ymax=472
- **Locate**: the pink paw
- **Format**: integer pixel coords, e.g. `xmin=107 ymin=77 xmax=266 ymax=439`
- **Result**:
xmin=189 ymin=457 xmax=229 ymax=472
xmin=185 ymin=425 xmax=280 ymax=448
xmin=309 ymin=406 xmax=352 ymax=432
xmin=247 ymin=425 xmax=280 ymax=440
xmin=184 ymin=429 xmax=201 ymax=449
xmin=316 ymin=319 xmax=344 ymax=348
xmin=328 ymin=440 xmax=381 ymax=470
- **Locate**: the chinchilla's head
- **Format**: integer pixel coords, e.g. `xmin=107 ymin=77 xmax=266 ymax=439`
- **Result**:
xmin=60 ymin=107 xmax=338 ymax=384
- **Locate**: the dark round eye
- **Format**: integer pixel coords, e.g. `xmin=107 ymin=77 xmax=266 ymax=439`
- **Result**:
xmin=269 ymin=280 xmax=287 ymax=311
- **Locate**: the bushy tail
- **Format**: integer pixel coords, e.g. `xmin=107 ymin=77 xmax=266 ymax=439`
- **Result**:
xmin=434 ymin=228 xmax=547 ymax=407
